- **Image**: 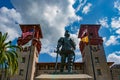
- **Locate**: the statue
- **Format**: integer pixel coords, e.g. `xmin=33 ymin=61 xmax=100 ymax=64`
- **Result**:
xmin=56 ymin=30 xmax=76 ymax=73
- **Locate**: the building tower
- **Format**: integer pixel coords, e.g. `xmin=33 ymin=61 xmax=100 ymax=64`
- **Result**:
xmin=78 ymin=24 xmax=111 ymax=80
xmin=12 ymin=24 xmax=43 ymax=80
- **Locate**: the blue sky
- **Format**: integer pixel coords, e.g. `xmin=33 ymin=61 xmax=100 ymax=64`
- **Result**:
xmin=0 ymin=0 xmax=120 ymax=64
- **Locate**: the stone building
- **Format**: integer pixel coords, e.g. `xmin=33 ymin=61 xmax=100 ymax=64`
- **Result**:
xmin=110 ymin=64 xmax=120 ymax=80
xmin=78 ymin=24 xmax=112 ymax=80
xmin=0 ymin=24 xmax=119 ymax=80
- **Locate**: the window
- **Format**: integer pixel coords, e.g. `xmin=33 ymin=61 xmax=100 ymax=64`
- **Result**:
xmin=23 ymin=47 xmax=28 ymax=52
xmin=40 ymin=65 xmax=45 ymax=70
xmin=92 ymin=46 xmax=100 ymax=52
xmin=95 ymin=57 xmax=99 ymax=63
xmin=97 ymin=45 xmax=100 ymax=50
xmin=21 ymin=57 xmax=25 ymax=63
xmin=49 ymin=65 xmax=54 ymax=70
xmin=89 ymin=33 xmax=93 ymax=38
xmin=75 ymin=65 xmax=80 ymax=70
xmin=22 ymin=47 xmax=31 ymax=52
xmin=97 ymin=69 xmax=102 ymax=75
xmin=92 ymin=47 xmax=97 ymax=52
xmin=90 ymin=33 xmax=93 ymax=36
xmin=19 ymin=69 xmax=24 ymax=76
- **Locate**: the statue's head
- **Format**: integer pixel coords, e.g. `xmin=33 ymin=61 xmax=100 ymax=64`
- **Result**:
xmin=64 ymin=30 xmax=70 ymax=37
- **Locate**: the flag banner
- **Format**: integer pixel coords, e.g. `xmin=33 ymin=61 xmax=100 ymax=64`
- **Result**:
xmin=81 ymin=36 xmax=89 ymax=43
xmin=22 ymin=29 xmax=34 ymax=39
xmin=81 ymin=29 xmax=87 ymax=38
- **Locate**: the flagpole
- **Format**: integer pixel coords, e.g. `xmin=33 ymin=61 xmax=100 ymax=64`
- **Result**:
xmin=87 ymin=26 xmax=96 ymax=80
xmin=25 ymin=26 xmax=35 ymax=80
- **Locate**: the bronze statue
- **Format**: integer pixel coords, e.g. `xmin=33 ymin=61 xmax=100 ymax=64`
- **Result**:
xmin=56 ymin=30 xmax=76 ymax=73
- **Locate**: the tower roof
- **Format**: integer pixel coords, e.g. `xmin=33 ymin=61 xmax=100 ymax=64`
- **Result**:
xmin=18 ymin=24 xmax=43 ymax=53
xmin=19 ymin=24 xmax=43 ymax=38
xmin=78 ymin=24 xmax=101 ymax=38
xmin=111 ymin=64 xmax=120 ymax=69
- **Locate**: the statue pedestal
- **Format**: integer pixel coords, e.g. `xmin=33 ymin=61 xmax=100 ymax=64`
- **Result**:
xmin=35 ymin=73 xmax=92 ymax=80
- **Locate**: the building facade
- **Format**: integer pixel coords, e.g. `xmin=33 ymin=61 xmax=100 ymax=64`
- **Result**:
xmin=1 ymin=24 xmax=119 ymax=80
xmin=10 ymin=24 xmax=43 ymax=80
xmin=110 ymin=64 xmax=120 ymax=80
xmin=78 ymin=24 xmax=112 ymax=80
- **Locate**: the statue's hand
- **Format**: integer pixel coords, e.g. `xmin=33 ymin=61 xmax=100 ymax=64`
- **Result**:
xmin=54 ymin=48 xmax=59 ymax=53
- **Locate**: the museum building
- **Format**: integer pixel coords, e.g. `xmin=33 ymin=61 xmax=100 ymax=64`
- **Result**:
xmin=0 ymin=24 xmax=120 ymax=80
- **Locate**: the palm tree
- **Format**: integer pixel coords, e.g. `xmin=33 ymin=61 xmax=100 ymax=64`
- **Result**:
xmin=0 ymin=32 xmax=21 ymax=78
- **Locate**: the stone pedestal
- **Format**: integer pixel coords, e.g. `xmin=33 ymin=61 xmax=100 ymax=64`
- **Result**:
xmin=35 ymin=73 xmax=92 ymax=80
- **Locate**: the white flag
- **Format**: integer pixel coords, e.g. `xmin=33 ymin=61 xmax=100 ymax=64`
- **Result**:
xmin=81 ymin=29 xmax=87 ymax=38
xmin=22 ymin=40 xmax=32 ymax=48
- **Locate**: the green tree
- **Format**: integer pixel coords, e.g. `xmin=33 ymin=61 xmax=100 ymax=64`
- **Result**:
xmin=0 ymin=32 xmax=21 ymax=77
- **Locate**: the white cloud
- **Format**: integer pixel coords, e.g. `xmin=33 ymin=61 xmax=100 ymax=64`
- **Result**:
xmin=116 ymin=28 xmax=120 ymax=34
xmin=0 ymin=7 xmax=22 ymax=41
xmin=11 ymin=0 xmax=82 ymax=57
xmin=75 ymin=58 xmax=82 ymax=62
xmin=76 ymin=0 xmax=87 ymax=12
xmin=82 ymin=3 xmax=92 ymax=14
xmin=102 ymin=37 xmax=107 ymax=42
xmin=98 ymin=17 xmax=109 ymax=28
xmin=114 ymin=0 xmax=120 ymax=13
xmin=107 ymin=51 xmax=120 ymax=64
xmin=75 ymin=54 xmax=82 ymax=62
xmin=70 ymin=32 xmax=82 ymax=62
xmin=105 ymin=35 xmax=119 ymax=46
xmin=70 ymin=31 xmax=80 ymax=49
xmin=111 ymin=17 xmax=120 ymax=29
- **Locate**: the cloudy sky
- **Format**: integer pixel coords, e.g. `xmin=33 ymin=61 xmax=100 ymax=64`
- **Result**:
xmin=0 ymin=0 xmax=120 ymax=64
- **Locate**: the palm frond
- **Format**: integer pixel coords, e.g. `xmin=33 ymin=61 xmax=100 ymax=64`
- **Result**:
xmin=0 ymin=32 xmax=19 ymax=76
